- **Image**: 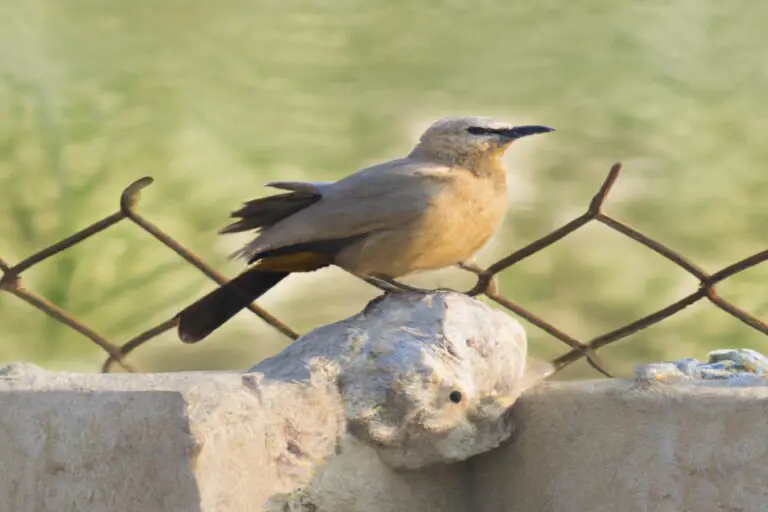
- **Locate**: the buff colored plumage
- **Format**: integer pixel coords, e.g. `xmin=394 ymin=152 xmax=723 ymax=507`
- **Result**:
xmin=176 ymin=117 xmax=554 ymax=342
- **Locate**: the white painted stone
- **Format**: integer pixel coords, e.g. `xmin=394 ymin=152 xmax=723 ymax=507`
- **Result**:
xmin=252 ymin=291 xmax=552 ymax=469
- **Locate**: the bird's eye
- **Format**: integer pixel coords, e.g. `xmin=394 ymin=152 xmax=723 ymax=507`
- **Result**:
xmin=449 ymin=390 xmax=463 ymax=404
xmin=467 ymin=126 xmax=496 ymax=136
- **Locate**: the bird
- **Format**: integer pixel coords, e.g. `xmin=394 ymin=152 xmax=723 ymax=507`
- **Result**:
xmin=176 ymin=116 xmax=554 ymax=343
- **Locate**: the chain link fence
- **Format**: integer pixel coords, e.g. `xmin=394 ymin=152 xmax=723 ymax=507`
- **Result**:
xmin=1 ymin=162 xmax=766 ymax=376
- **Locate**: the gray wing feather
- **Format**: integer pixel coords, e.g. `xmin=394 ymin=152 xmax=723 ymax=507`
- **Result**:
xmin=234 ymin=158 xmax=454 ymax=261
xmin=266 ymin=181 xmax=333 ymax=194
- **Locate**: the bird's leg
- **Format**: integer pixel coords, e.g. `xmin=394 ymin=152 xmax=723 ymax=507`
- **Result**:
xmin=363 ymin=276 xmax=413 ymax=294
xmin=456 ymin=260 xmax=484 ymax=274
xmin=377 ymin=274 xmax=463 ymax=295
xmin=366 ymin=274 xmax=435 ymax=294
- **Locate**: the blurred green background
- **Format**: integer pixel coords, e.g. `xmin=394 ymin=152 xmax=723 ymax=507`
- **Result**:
xmin=0 ymin=0 xmax=766 ymax=378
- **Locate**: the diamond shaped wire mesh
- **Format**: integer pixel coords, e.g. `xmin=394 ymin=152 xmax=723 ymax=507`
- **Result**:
xmin=1 ymin=163 xmax=765 ymax=376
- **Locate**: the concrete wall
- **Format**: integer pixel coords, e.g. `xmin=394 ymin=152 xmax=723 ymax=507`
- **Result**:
xmin=1 ymin=364 xmax=766 ymax=512
xmin=469 ymin=380 xmax=768 ymax=512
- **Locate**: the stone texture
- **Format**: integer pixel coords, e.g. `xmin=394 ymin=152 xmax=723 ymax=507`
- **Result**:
xmin=2 ymin=366 xmax=768 ymax=511
xmin=2 ymin=292 xmax=767 ymax=512
xmin=0 ymin=367 xmax=345 ymax=512
xmin=0 ymin=291 xmax=548 ymax=511
xmin=253 ymin=291 xmax=552 ymax=469
xmin=469 ymin=379 xmax=768 ymax=512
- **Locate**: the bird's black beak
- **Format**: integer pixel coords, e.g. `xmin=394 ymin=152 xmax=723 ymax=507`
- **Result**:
xmin=498 ymin=125 xmax=555 ymax=140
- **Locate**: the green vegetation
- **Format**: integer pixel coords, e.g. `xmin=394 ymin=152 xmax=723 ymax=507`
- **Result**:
xmin=1 ymin=0 xmax=766 ymax=377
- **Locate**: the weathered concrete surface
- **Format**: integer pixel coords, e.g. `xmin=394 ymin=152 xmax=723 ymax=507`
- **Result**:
xmin=469 ymin=379 xmax=768 ymax=512
xmin=2 ymin=291 xmax=767 ymax=512
xmin=0 ymin=364 xmax=346 ymax=512
xmin=0 ymin=291 xmax=549 ymax=512
xmin=2 ymin=366 xmax=768 ymax=511
xmin=0 ymin=364 xmax=472 ymax=512
xmin=266 ymin=436 xmax=470 ymax=512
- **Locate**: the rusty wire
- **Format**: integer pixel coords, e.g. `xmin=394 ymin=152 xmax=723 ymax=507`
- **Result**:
xmin=0 ymin=162 xmax=765 ymax=376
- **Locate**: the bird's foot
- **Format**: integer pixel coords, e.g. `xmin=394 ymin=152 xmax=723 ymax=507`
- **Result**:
xmin=392 ymin=283 xmax=437 ymax=294
xmin=433 ymin=287 xmax=461 ymax=294
xmin=364 ymin=277 xmax=412 ymax=294
xmin=365 ymin=275 xmax=438 ymax=295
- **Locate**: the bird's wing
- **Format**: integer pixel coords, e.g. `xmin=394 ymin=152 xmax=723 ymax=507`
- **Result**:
xmin=265 ymin=180 xmax=333 ymax=194
xmin=233 ymin=158 xmax=455 ymax=261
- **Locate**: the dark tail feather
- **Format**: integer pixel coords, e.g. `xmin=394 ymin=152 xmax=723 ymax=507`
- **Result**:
xmin=176 ymin=269 xmax=289 ymax=343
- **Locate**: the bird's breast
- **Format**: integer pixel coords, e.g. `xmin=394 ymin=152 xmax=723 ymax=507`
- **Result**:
xmin=337 ymin=168 xmax=509 ymax=277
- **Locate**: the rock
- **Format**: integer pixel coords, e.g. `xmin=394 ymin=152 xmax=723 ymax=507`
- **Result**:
xmin=635 ymin=348 xmax=768 ymax=386
xmin=252 ymin=291 xmax=552 ymax=469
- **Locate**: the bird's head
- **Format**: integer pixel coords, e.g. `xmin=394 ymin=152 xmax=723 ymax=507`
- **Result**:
xmin=409 ymin=116 xmax=554 ymax=166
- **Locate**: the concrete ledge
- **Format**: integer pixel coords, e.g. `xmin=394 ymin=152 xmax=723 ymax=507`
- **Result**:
xmin=3 ymin=291 xmax=767 ymax=511
xmin=0 ymin=365 xmax=469 ymax=512
xmin=2 ymin=366 xmax=767 ymax=511
xmin=0 ymin=366 xmax=343 ymax=511
xmin=470 ymin=379 xmax=768 ymax=512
